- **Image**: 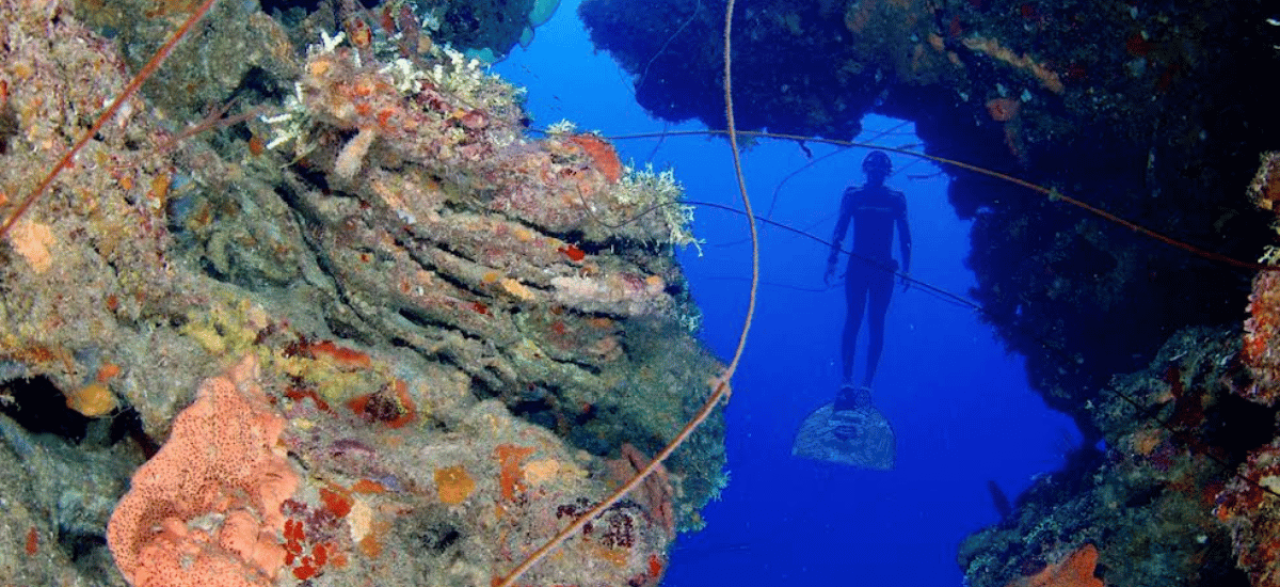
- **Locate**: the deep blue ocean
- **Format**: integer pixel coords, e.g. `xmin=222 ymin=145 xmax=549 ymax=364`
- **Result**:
xmin=496 ymin=3 xmax=1082 ymax=584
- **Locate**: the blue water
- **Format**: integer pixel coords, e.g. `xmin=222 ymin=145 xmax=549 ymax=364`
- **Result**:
xmin=496 ymin=4 xmax=1081 ymax=584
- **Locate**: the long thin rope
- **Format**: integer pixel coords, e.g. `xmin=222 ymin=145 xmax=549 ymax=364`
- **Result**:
xmin=717 ymin=0 xmax=758 ymax=385
xmin=635 ymin=0 xmax=702 ymax=95
xmin=763 ymin=120 xmax=912 ymax=220
xmin=603 ymin=129 xmax=1269 ymax=272
xmin=0 ymin=0 xmax=221 ymax=241
xmin=494 ymin=0 xmax=758 ymax=584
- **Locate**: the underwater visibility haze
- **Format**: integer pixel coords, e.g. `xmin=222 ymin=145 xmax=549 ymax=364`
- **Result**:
xmin=0 ymin=0 xmax=1279 ymax=586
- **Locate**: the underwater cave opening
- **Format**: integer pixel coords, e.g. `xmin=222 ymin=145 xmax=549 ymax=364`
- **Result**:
xmin=660 ymin=115 xmax=1088 ymax=587
xmin=0 ymin=373 xmax=152 ymax=451
xmin=495 ymin=2 xmax=1089 ymax=584
xmin=0 ymin=375 xmax=93 ymax=443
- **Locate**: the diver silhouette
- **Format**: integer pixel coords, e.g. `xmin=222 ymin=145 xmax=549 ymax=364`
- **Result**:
xmin=824 ymin=150 xmax=912 ymax=414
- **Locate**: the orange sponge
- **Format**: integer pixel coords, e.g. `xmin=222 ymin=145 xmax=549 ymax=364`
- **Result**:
xmin=107 ymin=356 xmax=300 ymax=587
xmin=1004 ymin=544 xmax=1103 ymax=587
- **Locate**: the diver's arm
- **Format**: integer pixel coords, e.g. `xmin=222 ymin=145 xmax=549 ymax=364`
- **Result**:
xmin=827 ymin=188 xmax=855 ymax=273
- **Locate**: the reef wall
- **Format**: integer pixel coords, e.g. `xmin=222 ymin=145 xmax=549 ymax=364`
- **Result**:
xmin=0 ymin=0 xmax=722 ymax=585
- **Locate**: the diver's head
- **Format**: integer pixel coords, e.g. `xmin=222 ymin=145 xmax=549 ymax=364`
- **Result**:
xmin=862 ymin=151 xmax=892 ymax=183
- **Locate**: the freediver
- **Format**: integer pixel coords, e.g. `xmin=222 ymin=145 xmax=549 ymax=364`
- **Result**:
xmin=824 ymin=150 xmax=912 ymax=418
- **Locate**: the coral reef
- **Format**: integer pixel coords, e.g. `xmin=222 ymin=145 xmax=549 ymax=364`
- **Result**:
xmin=7 ymin=0 xmax=1274 ymax=585
xmin=1216 ymin=437 xmax=1280 ymax=587
xmin=1217 ymin=151 xmax=1280 ymax=587
xmin=1244 ymin=152 xmax=1280 ymax=406
xmin=606 ymin=443 xmax=676 ymax=539
xmin=72 ymin=0 xmax=299 ymax=122
xmin=959 ymin=326 xmax=1275 ymax=587
xmin=0 ymin=0 xmax=723 ymax=585
xmin=425 ymin=0 xmax=560 ymax=61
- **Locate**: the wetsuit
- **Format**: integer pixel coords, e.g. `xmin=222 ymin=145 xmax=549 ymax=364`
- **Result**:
xmin=827 ymin=183 xmax=911 ymax=388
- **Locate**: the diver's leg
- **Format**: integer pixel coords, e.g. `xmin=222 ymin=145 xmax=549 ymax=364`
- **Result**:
xmin=863 ymin=262 xmax=895 ymax=388
xmin=841 ymin=263 xmax=868 ymax=385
